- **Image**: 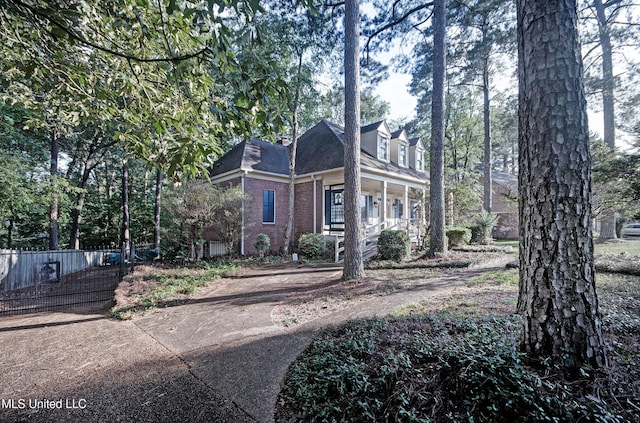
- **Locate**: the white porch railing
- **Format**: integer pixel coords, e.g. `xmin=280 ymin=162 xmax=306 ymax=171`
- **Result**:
xmin=330 ymin=218 xmax=424 ymax=263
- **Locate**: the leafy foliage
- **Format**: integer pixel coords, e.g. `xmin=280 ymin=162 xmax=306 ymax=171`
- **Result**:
xmin=591 ymin=137 xmax=640 ymax=221
xmin=297 ymin=233 xmax=330 ymax=260
xmin=276 ymin=314 xmax=622 ymax=422
xmin=377 ymin=229 xmax=410 ymax=262
xmin=164 ymin=180 xmax=251 ymax=259
xmin=446 ymin=227 xmax=471 ymax=247
xmin=472 ymin=210 xmax=499 ymax=244
xmin=254 ymin=233 xmax=271 ymax=256
xmin=1 ymin=0 xmax=297 ymax=177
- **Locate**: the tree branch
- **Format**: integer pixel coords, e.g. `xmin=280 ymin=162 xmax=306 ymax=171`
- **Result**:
xmin=364 ymin=2 xmax=435 ymax=58
xmin=7 ymin=0 xmax=213 ymax=63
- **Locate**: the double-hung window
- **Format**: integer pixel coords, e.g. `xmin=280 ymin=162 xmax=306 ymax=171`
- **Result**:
xmin=262 ymin=190 xmax=275 ymax=223
xmin=399 ymin=143 xmax=408 ymax=167
xmin=377 ymin=134 xmax=389 ymax=162
xmin=415 ymin=149 xmax=424 ymax=172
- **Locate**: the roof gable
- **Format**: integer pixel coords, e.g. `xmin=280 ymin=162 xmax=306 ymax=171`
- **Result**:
xmin=391 ymin=129 xmax=408 ymax=142
xmin=360 ymin=120 xmax=390 ymax=135
xmin=409 ymin=137 xmax=424 ymax=149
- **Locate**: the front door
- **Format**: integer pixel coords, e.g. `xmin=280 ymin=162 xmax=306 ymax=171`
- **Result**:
xmin=325 ymin=185 xmax=344 ymax=232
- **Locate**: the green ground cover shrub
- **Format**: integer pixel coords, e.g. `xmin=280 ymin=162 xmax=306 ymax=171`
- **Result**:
xmin=276 ymin=314 xmax=622 ymax=423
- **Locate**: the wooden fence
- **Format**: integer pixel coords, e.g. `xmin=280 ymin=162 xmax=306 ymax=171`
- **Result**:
xmin=0 ymin=249 xmax=112 ymax=292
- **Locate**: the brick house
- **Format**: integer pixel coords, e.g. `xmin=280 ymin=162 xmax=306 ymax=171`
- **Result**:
xmin=207 ymin=119 xmax=428 ymax=256
xmin=490 ymin=171 xmax=518 ymax=240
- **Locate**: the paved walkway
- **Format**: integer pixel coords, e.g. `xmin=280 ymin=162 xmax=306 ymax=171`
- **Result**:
xmin=0 ymin=259 xmax=510 ymax=422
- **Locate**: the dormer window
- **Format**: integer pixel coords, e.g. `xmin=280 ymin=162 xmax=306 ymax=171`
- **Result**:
xmin=415 ymin=149 xmax=424 ymax=172
xmin=399 ymin=143 xmax=408 ymax=167
xmin=377 ymin=134 xmax=389 ymax=162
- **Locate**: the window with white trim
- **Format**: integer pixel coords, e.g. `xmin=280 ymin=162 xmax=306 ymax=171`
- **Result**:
xmin=377 ymin=134 xmax=390 ymax=162
xmin=415 ymin=149 xmax=424 ymax=172
xmin=399 ymin=143 xmax=408 ymax=167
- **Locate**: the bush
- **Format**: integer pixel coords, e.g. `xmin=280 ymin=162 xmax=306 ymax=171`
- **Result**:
xmin=297 ymin=233 xmax=327 ymax=260
xmin=470 ymin=224 xmax=484 ymax=244
xmin=276 ymin=315 xmax=622 ymax=423
xmin=446 ymin=227 xmax=471 ymax=247
xmin=473 ymin=211 xmax=499 ymax=244
xmin=254 ymin=233 xmax=270 ymax=257
xmin=377 ymin=230 xmax=410 ymax=262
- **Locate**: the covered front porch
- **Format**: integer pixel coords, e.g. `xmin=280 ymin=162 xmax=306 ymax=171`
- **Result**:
xmin=321 ymin=172 xmax=427 ymax=261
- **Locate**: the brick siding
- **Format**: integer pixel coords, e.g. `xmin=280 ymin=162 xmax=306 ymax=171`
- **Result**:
xmin=206 ymin=175 xmax=324 ymax=255
xmin=293 ymin=179 xmax=323 ymax=243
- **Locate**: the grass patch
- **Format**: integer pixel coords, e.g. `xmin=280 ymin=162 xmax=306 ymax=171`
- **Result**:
xmin=595 ymin=239 xmax=640 ymax=255
xmin=110 ymin=261 xmax=238 ymax=319
xmin=468 ymin=268 xmax=518 ymax=286
xmin=366 ymin=250 xmax=507 ymax=270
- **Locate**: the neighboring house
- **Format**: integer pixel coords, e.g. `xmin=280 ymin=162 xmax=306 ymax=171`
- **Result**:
xmin=207 ymin=119 xmax=428 ymax=256
xmin=489 ymin=171 xmax=518 ymax=239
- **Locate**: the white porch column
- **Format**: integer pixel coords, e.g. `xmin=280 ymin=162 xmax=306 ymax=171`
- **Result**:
xmin=312 ymin=175 xmax=317 ymax=234
xmin=404 ymin=185 xmax=409 ymax=230
xmin=421 ymin=188 xmax=427 ymax=227
xmin=240 ymin=171 xmax=246 ymax=255
xmin=381 ymin=180 xmax=387 ymax=228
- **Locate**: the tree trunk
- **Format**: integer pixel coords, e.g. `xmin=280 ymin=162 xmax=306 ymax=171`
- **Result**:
xmin=154 ymin=169 xmax=162 ymax=257
xmin=430 ymin=0 xmax=447 ymax=254
xmin=122 ymin=161 xmax=131 ymax=261
xmin=517 ymin=0 xmax=606 ymax=373
xmin=342 ymin=0 xmax=365 ymax=280
xmin=7 ymin=216 xmax=13 ymax=249
xmin=593 ymin=0 xmax=615 ymax=149
xmin=283 ymin=51 xmax=304 ymax=256
xmin=594 ymin=0 xmax=617 ymax=240
xmin=49 ymin=126 xmax=59 ymax=250
xmin=69 ymin=164 xmax=92 ymax=250
xmin=482 ymin=56 xmax=492 ymax=213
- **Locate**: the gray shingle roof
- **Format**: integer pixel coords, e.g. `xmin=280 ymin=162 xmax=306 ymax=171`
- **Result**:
xmin=210 ymin=120 xmax=428 ymax=181
xmin=295 ymin=120 xmax=345 ymax=175
xmin=360 ymin=120 xmax=385 ymax=133
xmin=210 ymin=139 xmax=290 ymax=177
xmin=409 ymin=137 xmax=423 ymax=148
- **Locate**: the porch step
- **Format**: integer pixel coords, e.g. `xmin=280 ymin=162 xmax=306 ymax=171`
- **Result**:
xmin=362 ymin=244 xmax=378 ymax=261
xmin=362 ymin=237 xmax=379 ymax=261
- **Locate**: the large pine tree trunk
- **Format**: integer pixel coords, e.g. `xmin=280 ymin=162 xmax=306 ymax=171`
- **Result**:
xmin=517 ymin=0 xmax=606 ymax=373
xmin=593 ymin=0 xmax=615 ymax=149
xmin=342 ymin=0 xmax=365 ymax=280
xmin=430 ymin=0 xmax=447 ymax=254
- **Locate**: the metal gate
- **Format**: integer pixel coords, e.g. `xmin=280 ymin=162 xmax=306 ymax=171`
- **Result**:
xmin=0 ymin=249 xmax=124 ymax=316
